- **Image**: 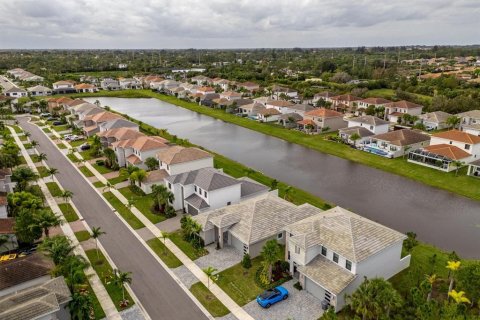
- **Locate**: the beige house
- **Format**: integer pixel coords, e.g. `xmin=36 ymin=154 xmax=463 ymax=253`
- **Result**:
xmin=364 ymin=129 xmax=430 ymax=158
xmin=384 ymin=100 xmax=423 ymax=123
xmin=302 ymin=108 xmax=346 ymax=133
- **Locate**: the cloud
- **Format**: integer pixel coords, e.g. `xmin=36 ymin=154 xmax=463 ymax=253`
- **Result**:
xmin=0 ymin=0 xmax=478 ymax=48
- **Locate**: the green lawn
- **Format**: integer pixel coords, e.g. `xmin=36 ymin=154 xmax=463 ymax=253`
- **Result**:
xmin=118 ymin=187 xmax=165 ymax=224
xmin=79 ymin=150 xmax=99 ymax=161
xmin=216 ymin=250 xmax=283 ymax=306
xmin=56 ymin=143 xmax=67 ymax=149
xmin=11 ymin=125 xmax=23 ymax=133
xmin=23 ymin=143 xmax=33 ymax=149
xmin=31 ymin=154 xmax=44 ymax=163
xmin=69 ymin=139 xmax=87 ymax=147
xmin=45 ymin=181 xmax=63 ymax=197
xmin=85 ymin=249 xmax=134 ymax=311
xmin=146 ymin=238 xmax=183 ymax=268
xmin=169 ymin=230 xmax=208 ymax=261
xmin=93 ymin=181 xmax=105 ymax=188
xmin=79 ymin=165 xmax=95 ymax=177
xmin=103 ymin=192 xmax=145 ymax=229
xmin=190 ymin=282 xmax=230 ymax=317
xmin=58 ymin=203 xmax=79 ymax=222
xmin=42 ymin=127 xmax=51 ymax=133
xmin=19 ymin=135 xmax=28 ymax=141
xmin=108 ymin=170 xmax=129 ymax=185
xmin=92 ymin=163 xmax=115 ymax=174
xmin=74 ymin=230 xmax=91 ymax=242
xmin=17 ymin=155 xmax=27 ymax=165
xmin=67 ymin=153 xmax=80 ymax=162
xmin=53 ymin=124 xmax=70 ymax=132
xmin=83 ymin=277 xmax=106 ymax=319
xmin=36 ymin=166 xmax=49 ymax=178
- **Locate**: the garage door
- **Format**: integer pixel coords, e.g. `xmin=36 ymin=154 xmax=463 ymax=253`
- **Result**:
xmin=305 ymin=278 xmax=325 ymax=301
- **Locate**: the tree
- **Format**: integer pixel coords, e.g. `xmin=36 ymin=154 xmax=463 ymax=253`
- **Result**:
xmin=446 ymin=116 xmax=461 ymax=129
xmin=68 ymin=292 xmax=93 ymax=320
xmin=283 ymin=185 xmax=293 ymax=201
xmin=103 ymin=148 xmax=117 ymax=169
xmin=14 ymin=208 xmax=43 ymax=244
xmin=350 ymin=133 xmax=361 ymax=147
xmin=113 ymin=269 xmax=132 ymax=303
xmin=91 ymin=226 xmax=106 ymax=259
xmin=261 ymin=239 xmax=280 ymax=282
xmin=133 ymin=169 xmax=146 ymax=187
xmin=0 ymin=234 xmax=10 ymax=253
xmin=159 ymin=231 xmax=171 ymax=254
xmin=47 ymin=167 xmax=59 ymax=181
xmin=457 ymin=262 xmax=480 ymax=304
xmin=37 ymin=153 xmax=47 ymax=162
xmin=11 ymin=167 xmax=39 ymax=191
xmin=446 ymin=260 xmax=461 ymax=293
xmin=30 ymin=140 xmax=39 ymax=148
xmin=270 ymin=179 xmax=278 ymax=191
xmin=320 ymin=306 xmax=338 ymax=320
xmin=103 ymin=181 xmax=114 ymax=193
xmin=7 ymin=191 xmax=43 ymax=215
xmin=202 ymin=266 xmax=218 ymax=290
xmin=151 ymin=184 xmax=174 ymax=213
xmin=145 ymin=157 xmax=159 ymax=171
xmin=451 ymin=161 xmax=464 ymax=177
xmin=35 ymin=210 xmax=62 ymax=238
xmin=60 ymin=255 xmax=90 ymax=292
xmin=39 ymin=235 xmax=74 ymax=265
xmin=61 ymin=190 xmax=74 ymax=203
xmin=241 ymin=253 xmax=252 ymax=270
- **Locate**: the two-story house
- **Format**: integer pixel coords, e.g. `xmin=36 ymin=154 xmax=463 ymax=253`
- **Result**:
xmin=383 ymin=100 xmax=423 ymax=123
xmin=112 ymin=136 xmax=169 ymax=169
xmin=75 ymin=83 xmax=98 ymax=93
xmin=100 ymin=78 xmax=121 ymax=90
xmin=27 ymin=85 xmax=52 ymax=96
xmin=339 ymin=116 xmax=389 ymax=145
xmin=329 ymin=94 xmax=362 ymax=108
xmin=284 ymin=206 xmax=409 ymax=312
xmin=417 ymin=111 xmax=452 ymax=130
xmin=219 ymin=91 xmax=242 ymax=101
xmin=364 ymin=129 xmax=430 ymax=158
xmin=52 ymin=80 xmax=76 ymax=94
xmin=4 ymin=86 xmax=27 ymax=98
xmin=357 ymin=97 xmax=392 ymax=110
xmin=98 ymin=127 xmax=145 ymax=148
xmin=98 ymin=118 xmax=139 ymax=133
xmin=458 ymin=110 xmax=480 ymax=136
xmin=82 ymin=111 xmax=123 ymax=136
xmin=302 ymin=108 xmax=346 ymax=133
xmin=271 ymin=85 xmax=298 ymax=100
xmin=408 ymin=130 xmax=480 ymax=171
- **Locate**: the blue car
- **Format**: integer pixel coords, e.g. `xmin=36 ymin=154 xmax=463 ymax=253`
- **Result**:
xmin=256 ymin=286 xmax=288 ymax=308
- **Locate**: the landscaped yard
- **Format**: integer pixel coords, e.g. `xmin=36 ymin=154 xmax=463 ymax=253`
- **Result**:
xmin=31 ymin=154 xmax=45 ymax=163
xmin=79 ymin=150 xmax=99 ymax=161
xmin=74 ymin=230 xmax=91 ymax=242
xmin=42 ymin=127 xmax=51 ymax=133
xmin=107 ymin=169 xmax=129 ymax=185
xmin=118 ymin=186 xmax=165 ymax=224
xmin=93 ymin=181 xmax=105 ymax=188
xmin=53 ymin=124 xmax=70 ymax=132
xmin=23 ymin=143 xmax=33 ymax=149
xmin=19 ymin=135 xmax=28 ymax=141
xmin=85 ymin=249 xmax=134 ymax=311
xmin=103 ymin=192 xmax=145 ymax=229
xmin=36 ymin=166 xmax=49 ymax=178
xmin=69 ymin=139 xmax=87 ymax=147
xmin=67 ymin=153 xmax=80 ymax=162
xmin=169 ymin=230 xmax=208 ymax=261
xmin=83 ymin=276 xmax=106 ymax=319
xmin=216 ymin=249 xmax=284 ymax=306
xmin=17 ymin=155 xmax=27 ymax=165
xmin=11 ymin=125 xmax=23 ymax=133
xmin=92 ymin=163 xmax=115 ymax=174
xmin=190 ymin=282 xmax=230 ymax=317
xmin=58 ymin=203 xmax=79 ymax=222
xmin=56 ymin=143 xmax=67 ymax=149
xmin=45 ymin=181 xmax=63 ymax=197
xmin=146 ymin=238 xmax=182 ymax=268
xmin=79 ymin=165 xmax=95 ymax=177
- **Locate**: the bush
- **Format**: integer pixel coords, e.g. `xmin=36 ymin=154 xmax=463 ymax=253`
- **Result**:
xmin=95 ymin=159 xmax=105 ymax=166
xmin=254 ymin=265 xmax=292 ymax=290
xmin=241 ymin=254 xmax=252 ymax=269
xmin=293 ymin=281 xmax=303 ymax=291
xmin=164 ymin=206 xmax=177 ymax=218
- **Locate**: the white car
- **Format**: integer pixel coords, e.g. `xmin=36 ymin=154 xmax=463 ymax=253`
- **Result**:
xmin=71 ymin=135 xmax=84 ymax=141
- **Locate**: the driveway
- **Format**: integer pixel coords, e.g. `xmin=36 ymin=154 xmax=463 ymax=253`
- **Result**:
xmin=17 ymin=116 xmax=208 ymax=320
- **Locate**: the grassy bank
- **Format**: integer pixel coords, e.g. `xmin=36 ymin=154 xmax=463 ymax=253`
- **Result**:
xmin=68 ymin=89 xmax=480 ymax=202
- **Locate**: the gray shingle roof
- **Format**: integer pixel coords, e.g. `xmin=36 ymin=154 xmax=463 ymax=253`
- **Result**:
xmin=239 ymin=177 xmax=269 ymax=198
xmin=419 ymin=111 xmax=451 ymax=123
xmin=286 ymin=207 xmax=407 ymax=263
xmin=166 ymin=168 xmax=240 ymax=191
xmin=99 ymin=118 xmax=138 ymax=131
xmin=339 ymin=126 xmax=375 ymax=138
xmin=348 ymin=115 xmax=390 ymax=126
xmin=185 ymin=193 xmax=209 ymax=209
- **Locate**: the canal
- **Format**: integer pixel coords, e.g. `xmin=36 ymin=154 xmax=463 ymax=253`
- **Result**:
xmin=84 ymin=97 xmax=480 ymax=258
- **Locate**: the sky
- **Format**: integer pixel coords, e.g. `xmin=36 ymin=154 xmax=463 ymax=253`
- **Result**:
xmin=0 ymin=0 xmax=479 ymax=49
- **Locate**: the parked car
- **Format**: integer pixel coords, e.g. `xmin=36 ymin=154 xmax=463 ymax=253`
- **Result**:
xmin=46 ymin=117 xmax=58 ymax=121
xmin=256 ymin=286 xmax=288 ymax=308
xmin=40 ymin=113 xmax=51 ymax=118
xmin=71 ymin=135 xmax=84 ymax=141
xmin=80 ymin=143 xmax=91 ymax=150
xmin=52 ymin=121 xmax=65 ymax=126
xmin=64 ymin=134 xmax=73 ymax=139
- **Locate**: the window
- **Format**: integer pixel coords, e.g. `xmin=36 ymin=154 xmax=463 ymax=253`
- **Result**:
xmin=227 ymin=201 xmax=231 ymax=206
xmin=295 ymin=245 xmax=300 ymax=254
xmin=346 ymin=260 xmax=352 ymax=271
xmin=277 ymin=232 xmax=283 ymax=240
xmin=194 ymin=186 xmax=197 ymax=192
xmin=167 ymin=164 xmax=169 ymax=170
xmin=465 ymin=144 xmax=470 ymax=150
xmin=370 ymin=125 xmax=373 ymax=130
xmin=333 ymin=253 xmax=339 ymax=263
xmin=449 ymin=141 xmax=452 ymax=145
xmin=321 ymin=246 xmax=327 ymax=256
xmin=168 ymin=183 xmax=171 ymax=189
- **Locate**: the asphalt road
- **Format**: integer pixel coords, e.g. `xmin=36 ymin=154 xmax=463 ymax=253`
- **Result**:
xmin=18 ymin=117 xmax=208 ymax=320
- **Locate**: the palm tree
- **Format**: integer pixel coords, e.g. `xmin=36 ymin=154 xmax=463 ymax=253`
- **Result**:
xmin=202 ymin=266 xmax=218 ymax=291
xmin=134 ymin=169 xmax=146 ymax=187
xmin=68 ymin=292 xmax=93 ymax=320
xmin=125 ymin=198 xmax=135 ymax=210
xmin=39 ymin=235 xmax=74 ymax=265
xmin=91 ymin=226 xmax=106 ymax=259
xmin=61 ymin=190 xmax=74 ymax=203
xmin=103 ymin=181 xmax=114 ymax=193
xmin=159 ymin=231 xmax=170 ymax=254
xmin=270 ymin=179 xmax=278 ymax=191
xmin=37 ymin=153 xmax=47 ymax=162
xmin=425 ymin=274 xmax=437 ymax=302
xmin=260 ymin=239 xmax=280 ymax=282
xmin=113 ymin=269 xmax=132 ymax=303
xmin=151 ymin=184 xmax=174 ymax=213
xmin=12 ymin=167 xmax=39 ymax=191
xmin=30 ymin=140 xmax=39 ymax=148
xmin=446 ymin=260 xmax=461 ymax=293
xmin=350 ymin=133 xmax=361 ymax=147
xmin=47 ymin=167 xmax=59 ymax=181
xmin=103 ymin=147 xmax=117 ymax=169
xmin=283 ymin=186 xmax=293 ymax=201
xmin=35 ymin=210 xmax=62 ymax=238
xmin=145 ymin=157 xmax=158 ymax=171
xmin=446 ymin=116 xmax=461 ymax=129
xmin=451 ymin=161 xmax=464 ymax=176
xmin=61 ymin=255 xmax=90 ymax=292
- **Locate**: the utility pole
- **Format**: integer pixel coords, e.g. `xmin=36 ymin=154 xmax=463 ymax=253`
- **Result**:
xmin=383 ymin=54 xmax=386 ymax=70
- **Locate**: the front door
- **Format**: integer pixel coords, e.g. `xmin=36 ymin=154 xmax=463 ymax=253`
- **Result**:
xmin=223 ymin=231 xmax=228 ymax=245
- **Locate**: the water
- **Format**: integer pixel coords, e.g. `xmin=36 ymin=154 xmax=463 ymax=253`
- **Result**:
xmin=84 ymin=97 xmax=480 ymax=258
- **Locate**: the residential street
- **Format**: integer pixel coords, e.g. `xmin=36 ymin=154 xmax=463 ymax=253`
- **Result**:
xmin=18 ymin=116 xmax=208 ymax=320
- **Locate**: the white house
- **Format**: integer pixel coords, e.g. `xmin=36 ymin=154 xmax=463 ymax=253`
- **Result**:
xmin=364 ymin=129 xmax=430 ymax=158
xmin=285 ymin=206 xmax=410 ymax=312
xmin=27 ymin=85 xmax=52 ymax=96
xmin=97 ymin=127 xmax=145 ymax=148
xmin=4 ymin=86 xmax=27 ymax=98
xmin=257 ymin=108 xmax=281 ymax=122
xmin=347 ymin=115 xmax=390 ymax=134
xmin=52 ymin=80 xmax=75 ymax=91
xmin=101 ymin=78 xmax=121 ymax=90
xmin=219 ymin=91 xmax=242 ymax=101
xmin=383 ymin=100 xmax=423 ymax=123
xmin=238 ymin=103 xmax=266 ymax=117
xmin=83 ymin=111 xmax=123 ymax=136
xmin=112 ymin=136 xmax=169 ymax=168
xmin=75 ymin=83 xmax=98 ymax=93
xmin=430 ymin=130 xmax=480 ymax=158
xmin=98 ymin=118 xmax=139 ymax=133
xmin=157 ymin=146 xmax=214 ymax=176
xmin=271 ymin=85 xmax=298 ymax=100
xmin=165 ymin=167 xmax=269 ymax=215
xmin=265 ymin=100 xmax=295 ymax=113
xmin=119 ymin=78 xmax=142 ymax=89
xmin=193 ymin=192 xmax=319 ymax=257
xmin=418 ymin=111 xmax=452 ymax=130
xmin=458 ymin=110 xmax=480 ymax=136
xmin=357 ymin=97 xmax=392 ymax=110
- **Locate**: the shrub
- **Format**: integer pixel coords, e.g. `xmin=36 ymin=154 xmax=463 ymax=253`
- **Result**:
xmin=254 ymin=265 xmax=292 ymax=290
xmin=164 ymin=206 xmax=177 ymax=218
xmin=241 ymin=254 xmax=252 ymax=269
xmin=293 ymin=281 xmax=303 ymax=290
xmin=95 ymin=159 xmax=105 ymax=166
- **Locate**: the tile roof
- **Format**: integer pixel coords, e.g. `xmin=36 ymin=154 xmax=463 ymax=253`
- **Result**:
xmin=97 ymin=127 xmax=145 ymax=141
xmin=457 ymin=110 xmax=480 ymax=119
xmin=266 ymin=100 xmax=294 ymax=107
xmin=348 ymin=115 xmax=389 ymax=126
xmin=287 ymin=104 xmax=315 ymax=112
xmin=131 ymin=136 xmax=168 ymax=151
xmin=53 ymin=80 xmax=75 ymax=85
xmin=297 ymin=119 xmax=316 ymax=126
xmin=469 ymin=159 xmax=480 ymax=166
xmin=279 ymin=113 xmax=303 ymax=121
xmin=239 ymin=103 xmax=265 ymax=113
xmin=157 ymin=146 xmax=212 ymax=165
xmin=305 ymin=108 xmax=343 ymax=118
xmin=84 ymin=111 xmax=122 ymax=123
xmin=385 ymin=100 xmax=423 ymax=109
xmin=144 ymin=169 xmax=169 ymax=184
xmin=297 ymin=255 xmax=356 ymax=295
xmin=371 ymin=129 xmax=430 ymax=146
xmin=419 ymin=111 xmax=451 ymax=123
xmin=258 ymin=108 xmax=281 ymax=116
xmin=166 ymin=167 xmax=240 ymax=191
xmin=0 ymin=253 xmax=54 ymax=290
xmin=359 ymin=97 xmax=392 ymax=105
xmin=424 ymin=144 xmax=471 ymax=160
xmin=194 ymin=193 xmax=322 ymax=245
xmin=339 ymin=126 xmax=375 ymax=138
xmin=330 ymin=94 xmax=362 ymax=102
xmin=126 ymin=154 xmax=142 ymax=164
xmin=432 ymin=129 xmax=480 ymax=144
xmin=74 ymin=83 xmax=95 ymax=89
xmin=99 ymin=119 xmax=138 ymax=131
xmin=239 ymin=178 xmax=270 ymax=198
xmin=0 ymin=276 xmax=71 ymax=320
xmin=185 ymin=193 xmax=209 ymax=209
xmin=285 ymin=206 xmax=406 ymax=263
